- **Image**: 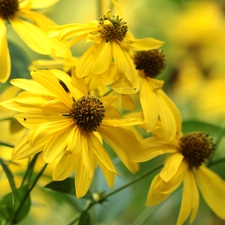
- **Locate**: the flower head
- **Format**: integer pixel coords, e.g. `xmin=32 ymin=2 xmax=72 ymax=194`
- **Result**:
xmin=1 ymin=69 xmax=143 ymax=198
xmin=49 ymin=2 xmax=164 ymax=93
xmin=0 ymin=0 xmax=59 ymax=83
xmin=132 ymin=117 xmax=225 ymax=224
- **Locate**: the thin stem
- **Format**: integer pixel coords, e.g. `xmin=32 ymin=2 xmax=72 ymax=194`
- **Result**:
xmin=0 ymin=142 xmax=14 ymax=148
xmin=67 ymin=164 xmax=163 ymax=225
xmin=96 ymin=0 xmax=102 ymax=17
xmin=12 ymin=163 xmax=48 ymax=223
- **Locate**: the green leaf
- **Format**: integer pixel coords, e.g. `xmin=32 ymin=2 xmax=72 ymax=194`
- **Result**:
xmin=182 ymin=120 xmax=222 ymax=136
xmin=0 ymin=186 xmax=31 ymax=224
xmin=0 ymin=158 xmax=17 ymax=203
xmin=78 ymin=211 xmax=92 ymax=225
xmin=45 ymin=177 xmax=75 ymax=194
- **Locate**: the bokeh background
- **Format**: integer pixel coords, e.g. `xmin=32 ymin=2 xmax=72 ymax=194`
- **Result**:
xmin=1 ymin=0 xmax=225 ymax=224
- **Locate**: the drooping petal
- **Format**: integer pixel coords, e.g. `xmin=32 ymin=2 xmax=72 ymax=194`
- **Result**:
xmin=76 ymin=45 xmax=96 ymax=78
xmin=160 ymin=153 xmax=184 ymax=182
xmin=88 ymin=133 xmax=118 ymax=174
xmin=196 ymin=166 xmax=225 ymax=220
xmin=102 ymin=117 xmax=143 ymax=127
xmin=157 ymin=161 xmax=188 ymax=194
xmin=140 ymin=78 xmax=159 ymax=132
xmin=11 ymin=18 xmax=52 ymax=55
xmin=98 ymin=126 xmax=140 ymax=173
xmin=75 ymin=158 xmax=94 ymax=198
xmin=0 ymin=19 xmax=10 ymax=83
xmin=129 ymin=37 xmax=164 ymax=50
xmin=177 ymin=169 xmax=199 ymax=225
xmin=92 ymin=42 xmax=112 ymax=74
xmin=53 ymin=152 xmax=76 ymax=181
xmin=146 ymin=174 xmax=171 ymax=206
xmin=100 ymin=95 xmax=119 ymax=107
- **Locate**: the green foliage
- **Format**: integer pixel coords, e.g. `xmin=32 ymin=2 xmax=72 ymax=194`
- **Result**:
xmin=78 ymin=211 xmax=92 ymax=225
xmin=0 ymin=186 xmax=31 ymax=224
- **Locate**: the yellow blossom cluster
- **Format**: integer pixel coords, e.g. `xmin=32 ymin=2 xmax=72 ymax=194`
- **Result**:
xmin=1 ymin=0 xmax=225 ymax=224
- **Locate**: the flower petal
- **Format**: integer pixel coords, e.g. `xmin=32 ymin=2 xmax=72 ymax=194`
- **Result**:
xmin=11 ymin=18 xmax=52 ymax=54
xmin=88 ymin=133 xmax=118 ymax=174
xmin=0 ymin=19 xmax=10 ymax=83
xmin=98 ymin=126 xmax=140 ymax=173
xmin=140 ymin=78 xmax=159 ymax=132
xmin=177 ymin=169 xmax=199 ymax=225
xmin=92 ymin=42 xmax=112 ymax=74
xmin=196 ymin=166 xmax=225 ymax=220
xmin=160 ymin=153 xmax=184 ymax=182
xmin=129 ymin=37 xmax=164 ymax=50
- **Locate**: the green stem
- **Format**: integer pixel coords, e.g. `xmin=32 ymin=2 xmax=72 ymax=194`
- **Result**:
xmin=67 ymin=164 xmax=163 ymax=225
xmin=12 ymin=163 xmax=48 ymax=223
xmin=96 ymin=0 xmax=102 ymax=17
xmin=0 ymin=142 xmax=14 ymax=148
xmin=208 ymin=157 xmax=225 ymax=167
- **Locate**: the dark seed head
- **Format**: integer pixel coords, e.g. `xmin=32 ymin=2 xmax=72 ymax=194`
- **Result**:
xmin=0 ymin=0 xmax=19 ymax=19
xmin=71 ymin=96 xmax=105 ymax=132
xmin=180 ymin=132 xmax=215 ymax=168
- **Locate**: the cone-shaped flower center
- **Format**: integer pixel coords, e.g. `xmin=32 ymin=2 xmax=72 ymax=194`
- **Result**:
xmin=99 ymin=10 xmax=128 ymax=42
xmin=134 ymin=50 xmax=166 ymax=78
xmin=0 ymin=0 xmax=19 ymax=19
xmin=71 ymin=96 xmax=105 ymax=132
xmin=180 ymin=132 xmax=215 ymax=168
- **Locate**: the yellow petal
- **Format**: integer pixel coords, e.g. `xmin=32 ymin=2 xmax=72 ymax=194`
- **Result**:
xmin=88 ymin=133 xmax=118 ymax=174
xmin=76 ymin=45 xmax=95 ymax=78
xmin=129 ymin=37 xmax=164 ymax=50
xmin=100 ymin=95 xmax=119 ymax=107
xmin=177 ymin=169 xmax=199 ymax=225
xmin=53 ymin=153 xmax=76 ymax=181
xmin=12 ymin=135 xmax=46 ymax=160
xmin=196 ymin=166 xmax=225 ymax=220
xmin=92 ymin=42 xmax=112 ymax=74
xmin=30 ymin=70 xmax=73 ymax=108
xmin=157 ymin=161 xmax=188 ymax=194
xmin=140 ymin=79 xmax=159 ymax=132
xmin=11 ymin=18 xmax=52 ymax=54
xmin=0 ymin=19 xmax=10 ymax=83
xmin=146 ymin=174 xmax=171 ymax=206
xmin=75 ymin=159 xmax=94 ymax=198
xmin=160 ymin=153 xmax=184 ymax=182
xmin=132 ymin=144 xmax=177 ymax=162
xmin=98 ymin=126 xmax=140 ymax=173
xmin=113 ymin=42 xmax=139 ymax=87
xmin=102 ymin=117 xmax=143 ymax=127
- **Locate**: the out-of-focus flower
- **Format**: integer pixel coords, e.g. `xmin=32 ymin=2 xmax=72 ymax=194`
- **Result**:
xmin=0 ymin=0 xmax=59 ymax=83
xmin=1 ymin=69 xmax=143 ymax=198
xmin=49 ymin=1 xmax=163 ymax=92
xmin=132 ymin=112 xmax=225 ymax=225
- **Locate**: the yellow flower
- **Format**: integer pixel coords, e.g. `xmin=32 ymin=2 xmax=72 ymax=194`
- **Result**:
xmin=49 ymin=1 xmax=164 ymax=92
xmin=1 ymin=69 xmax=142 ymax=198
xmin=0 ymin=0 xmax=59 ymax=83
xmin=132 ymin=118 xmax=225 ymax=224
xmin=112 ymin=49 xmax=181 ymax=141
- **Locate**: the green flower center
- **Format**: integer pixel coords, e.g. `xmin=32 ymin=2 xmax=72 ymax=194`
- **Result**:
xmin=180 ymin=132 xmax=215 ymax=168
xmin=98 ymin=11 xmax=128 ymax=42
xmin=134 ymin=50 xmax=166 ymax=78
xmin=0 ymin=0 xmax=19 ymax=19
xmin=71 ymin=96 xmax=105 ymax=132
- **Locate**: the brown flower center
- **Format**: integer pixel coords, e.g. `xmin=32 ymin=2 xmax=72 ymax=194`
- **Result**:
xmin=180 ymin=132 xmax=215 ymax=168
xmin=98 ymin=11 xmax=128 ymax=42
xmin=0 ymin=0 xmax=19 ymax=19
xmin=134 ymin=50 xmax=166 ymax=78
xmin=71 ymin=96 xmax=105 ymax=132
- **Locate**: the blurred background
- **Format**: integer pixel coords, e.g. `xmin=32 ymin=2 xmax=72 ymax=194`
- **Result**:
xmin=1 ymin=0 xmax=225 ymax=224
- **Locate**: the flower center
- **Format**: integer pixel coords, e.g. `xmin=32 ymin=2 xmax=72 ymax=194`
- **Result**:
xmin=134 ymin=50 xmax=166 ymax=78
xmin=179 ymin=132 xmax=215 ymax=168
xmin=98 ymin=11 xmax=128 ymax=42
xmin=71 ymin=96 xmax=105 ymax=132
xmin=0 ymin=0 xmax=19 ymax=19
